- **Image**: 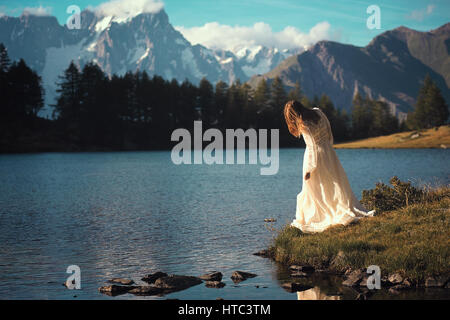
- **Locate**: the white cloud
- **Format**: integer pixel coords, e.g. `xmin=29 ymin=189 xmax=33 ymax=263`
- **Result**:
xmin=22 ymin=5 xmax=52 ymax=16
xmin=176 ymin=21 xmax=338 ymax=52
xmin=94 ymin=0 xmax=164 ymax=20
xmin=406 ymin=4 xmax=435 ymax=21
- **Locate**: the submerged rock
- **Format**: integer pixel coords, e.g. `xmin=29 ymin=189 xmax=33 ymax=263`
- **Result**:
xmin=142 ymin=271 xmax=168 ymax=284
xmin=230 ymin=271 xmax=257 ymax=283
xmin=205 ymin=281 xmax=226 ymax=288
xmin=289 ymin=265 xmax=315 ymax=273
xmin=199 ymin=271 xmax=222 ymax=282
xmin=253 ymin=249 xmax=271 ymax=258
xmin=128 ymin=286 xmax=163 ymax=296
xmin=153 ymin=275 xmax=202 ymax=293
xmin=108 ymin=278 xmax=135 ymax=285
xmin=98 ymin=285 xmax=136 ymax=296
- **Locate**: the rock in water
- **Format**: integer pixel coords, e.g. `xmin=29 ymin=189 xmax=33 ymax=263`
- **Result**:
xmin=128 ymin=286 xmax=163 ymax=296
xmin=230 ymin=271 xmax=257 ymax=283
xmin=205 ymin=281 xmax=226 ymax=288
xmin=108 ymin=278 xmax=135 ymax=285
xmin=142 ymin=271 xmax=168 ymax=284
xmin=153 ymin=275 xmax=202 ymax=293
xmin=289 ymin=265 xmax=315 ymax=273
xmin=199 ymin=271 xmax=222 ymax=282
xmin=253 ymin=249 xmax=270 ymax=258
xmin=342 ymin=269 xmax=364 ymax=287
xmin=98 ymin=285 xmax=136 ymax=296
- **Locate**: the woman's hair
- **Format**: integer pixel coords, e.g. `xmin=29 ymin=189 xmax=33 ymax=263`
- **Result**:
xmin=283 ymin=100 xmax=320 ymax=137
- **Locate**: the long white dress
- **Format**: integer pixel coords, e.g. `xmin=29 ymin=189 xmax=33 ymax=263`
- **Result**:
xmin=291 ymin=107 xmax=374 ymax=233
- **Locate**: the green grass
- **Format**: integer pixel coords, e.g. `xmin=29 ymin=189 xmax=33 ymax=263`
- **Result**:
xmin=270 ymin=186 xmax=450 ymax=283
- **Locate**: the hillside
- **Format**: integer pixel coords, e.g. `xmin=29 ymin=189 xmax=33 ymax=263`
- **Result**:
xmin=249 ymin=23 xmax=450 ymax=118
xmin=334 ymin=125 xmax=450 ymax=149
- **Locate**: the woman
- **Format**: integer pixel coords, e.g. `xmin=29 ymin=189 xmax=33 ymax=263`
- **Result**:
xmin=284 ymin=100 xmax=374 ymax=233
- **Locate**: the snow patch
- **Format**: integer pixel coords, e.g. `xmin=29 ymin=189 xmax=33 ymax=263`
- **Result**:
xmin=181 ymin=47 xmax=203 ymax=79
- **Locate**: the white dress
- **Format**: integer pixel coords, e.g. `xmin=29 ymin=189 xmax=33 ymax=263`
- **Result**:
xmin=291 ymin=107 xmax=375 ymax=233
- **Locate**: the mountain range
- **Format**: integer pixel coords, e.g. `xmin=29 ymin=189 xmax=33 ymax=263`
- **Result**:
xmin=0 ymin=8 xmax=448 ymax=119
xmin=249 ymin=23 xmax=450 ymax=119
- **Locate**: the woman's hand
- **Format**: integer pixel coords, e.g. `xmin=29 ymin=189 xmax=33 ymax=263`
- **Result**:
xmin=305 ymin=172 xmax=311 ymax=180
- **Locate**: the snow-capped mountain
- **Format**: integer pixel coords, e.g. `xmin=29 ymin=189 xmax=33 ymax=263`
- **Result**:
xmin=1 ymin=9 xmax=297 ymax=116
xmin=224 ymin=45 xmax=302 ymax=78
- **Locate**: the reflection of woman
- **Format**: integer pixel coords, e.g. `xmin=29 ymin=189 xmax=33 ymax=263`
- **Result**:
xmin=297 ymin=287 xmax=341 ymax=300
xmin=284 ymin=100 xmax=374 ymax=233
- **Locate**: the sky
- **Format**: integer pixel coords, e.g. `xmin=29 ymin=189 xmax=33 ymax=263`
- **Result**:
xmin=0 ymin=0 xmax=449 ymax=50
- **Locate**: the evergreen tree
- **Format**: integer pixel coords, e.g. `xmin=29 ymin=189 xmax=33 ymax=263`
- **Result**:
xmin=408 ymin=75 xmax=449 ymax=129
xmin=214 ymin=80 xmax=229 ymax=128
xmin=198 ymin=77 xmax=214 ymax=127
xmin=54 ymin=61 xmax=82 ymax=121
xmin=351 ymin=93 xmax=372 ymax=139
xmin=270 ymin=76 xmax=287 ymax=111
xmin=0 ymin=43 xmax=10 ymax=73
xmin=287 ymin=81 xmax=302 ymax=101
xmin=7 ymin=59 xmax=44 ymax=118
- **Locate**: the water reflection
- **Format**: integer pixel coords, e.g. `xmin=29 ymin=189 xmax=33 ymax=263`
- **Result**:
xmin=297 ymin=287 xmax=341 ymax=300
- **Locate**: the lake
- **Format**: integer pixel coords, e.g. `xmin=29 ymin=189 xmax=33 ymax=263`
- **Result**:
xmin=0 ymin=149 xmax=449 ymax=299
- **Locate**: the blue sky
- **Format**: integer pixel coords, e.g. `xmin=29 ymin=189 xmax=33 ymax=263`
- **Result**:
xmin=0 ymin=0 xmax=448 ymax=47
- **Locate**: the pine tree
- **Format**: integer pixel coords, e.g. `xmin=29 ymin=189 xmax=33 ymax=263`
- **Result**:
xmin=214 ymin=80 xmax=229 ymax=128
xmin=198 ymin=77 xmax=214 ymax=127
xmin=0 ymin=43 xmax=11 ymax=73
xmin=54 ymin=61 xmax=82 ymax=121
xmin=270 ymin=76 xmax=287 ymax=110
xmin=409 ymin=75 xmax=449 ymax=129
xmin=7 ymin=59 xmax=44 ymax=118
xmin=351 ymin=93 xmax=372 ymax=139
xmin=287 ymin=81 xmax=302 ymax=101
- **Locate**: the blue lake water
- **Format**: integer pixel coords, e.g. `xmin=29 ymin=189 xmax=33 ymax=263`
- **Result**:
xmin=0 ymin=149 xmax=449 ymax=299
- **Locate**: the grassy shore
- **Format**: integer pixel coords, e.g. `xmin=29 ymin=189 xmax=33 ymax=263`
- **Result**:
xmin=270 ymin=186 xmax=450 ymax=283
xmin=334 ymin=125 xmax=450 ymax=149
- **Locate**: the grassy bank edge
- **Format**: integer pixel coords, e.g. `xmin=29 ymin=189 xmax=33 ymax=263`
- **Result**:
xmin=268 ymin=187 xmax=450 ymax=285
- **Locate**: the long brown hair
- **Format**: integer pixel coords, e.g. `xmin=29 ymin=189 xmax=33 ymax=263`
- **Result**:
xmin=284 ymin=100 xmax=320 ymax=137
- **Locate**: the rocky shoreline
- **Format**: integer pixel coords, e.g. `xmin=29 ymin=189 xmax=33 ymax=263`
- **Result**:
xmin=253 ymin=249 xmax=450 ymax=298
xmin=98 ymin=270 xmax=257 ymax=297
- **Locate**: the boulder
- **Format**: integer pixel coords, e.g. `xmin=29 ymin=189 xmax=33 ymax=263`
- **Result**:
xmin=388 ymin=273 xmax=403 ymax=285
xmin=199 ymin=271 xmax=222 ymax=282
xmin=128 ymin=286 xmax=163 ymax=296
xmin=281 ymin=282 xmax=313 ymax=293
xmin=329 ymin=251 xmax=346 ymax=270
xmin=342 ymin=269 xmax=364 ymax=287
xmin=205 ymin=281 xmax=226 ymax=288
xmin=108 ymin=278 xmax=135 ymax=285
xmin=153 ymin=275 xmax=202 ymax=293
xmin=230 ymin=271 xmax=257 ymax=283
xmin=98 ymin=285 xmax=136 ymax=296
xmin=142 ymin=271 xmax=168 ymax=284
xmin=289 ymin=265 xmax=315 ymax=273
